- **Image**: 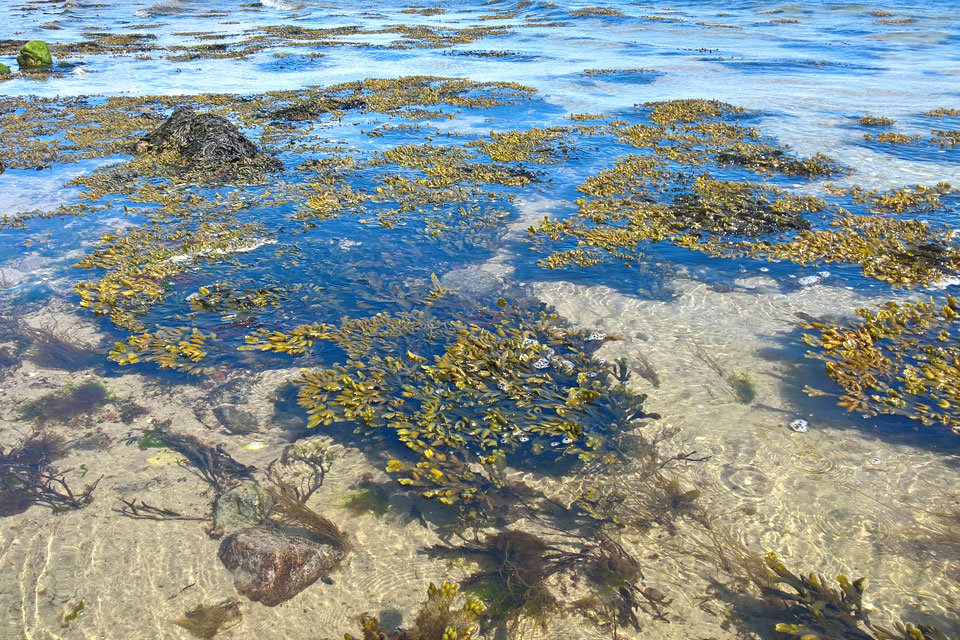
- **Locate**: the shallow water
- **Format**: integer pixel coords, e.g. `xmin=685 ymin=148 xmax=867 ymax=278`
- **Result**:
xmin=1 ymin=1 xmax=959 ymax=639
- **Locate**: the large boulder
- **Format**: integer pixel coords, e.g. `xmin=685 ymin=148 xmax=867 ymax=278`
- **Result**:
xmin=138 ymin=107 xmax=278 ymax=169
xmin=17 ymin=41 xmax=52 ymax=69
xmin=218 ymin=525 xmax=345 ymax=606
xmin=0 ymin=64 xmax=10 ymax=76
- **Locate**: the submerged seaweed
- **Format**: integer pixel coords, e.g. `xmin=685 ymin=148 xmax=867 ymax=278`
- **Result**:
xmin=17 ymin=380 xmax=111 ymax=424
xmin=346 ymin=581 xmax=485 ymax=640
xmin=0 ymin=432 xmax=100 ymax=515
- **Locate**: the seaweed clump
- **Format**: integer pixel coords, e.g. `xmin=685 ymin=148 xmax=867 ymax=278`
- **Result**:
xmin=290 ymin=298 xmax=649 ymax=521
xmin=428 ymin=527 xmax=662 ymax=633
xmin=803 ymin=294 xmax=960 ymax=435
xmin=137 ymin=106 xmax=281 ymax=177
xmin=337 ymin=476 xmax=391 ymax=517
xmin=859 ymin=114 xmax=894 ymax=127
xmin=525 ymin=99 xmax=960 ymax=288
xmin=761 ymin=553 xmax=958 ymax=640
xmin=17 ymin=380 xmax=111 ymax=424
xmin=0 ymin=432 xmax=100 ymax=515
xmin=172 ymin=600 xmax=241 ymax=639
xmin=345 ymin=581 xmax=485 ymax=640
xmin=136 ymin=422 xmax=254 ymax=493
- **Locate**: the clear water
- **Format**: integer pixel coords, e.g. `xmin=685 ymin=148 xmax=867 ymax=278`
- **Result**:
xmin=1 ymin=1 xmax=959 ymax=638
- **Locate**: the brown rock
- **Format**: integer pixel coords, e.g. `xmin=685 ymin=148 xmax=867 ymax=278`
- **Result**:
xmin=218 ymin=525 xmax=345 ymax=606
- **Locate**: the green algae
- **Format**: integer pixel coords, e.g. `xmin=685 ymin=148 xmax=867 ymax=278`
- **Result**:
xmin=17 ymin=40 xmax=52 ymax=68
xmin=337 ymin=481 xmax=391 ymax=517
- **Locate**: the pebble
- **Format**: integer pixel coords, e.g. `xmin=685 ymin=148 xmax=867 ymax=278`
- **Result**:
xmin=789 ymin=419 xmax=809 ymax=433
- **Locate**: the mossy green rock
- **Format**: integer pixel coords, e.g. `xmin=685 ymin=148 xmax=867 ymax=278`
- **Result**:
xmin=0 ymin=64 xmax=10 ymax=76
xmin=213 ymin=482 xmax=273 ymax=532
xmin=17 ymin=41 xmax=52 ymax=68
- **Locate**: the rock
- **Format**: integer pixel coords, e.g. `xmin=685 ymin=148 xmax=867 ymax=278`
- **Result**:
xmin=17 ymin=41 xmax=52 ymax=68
xmin=213 ymin=405 xmax=259 ymax=434
xmin=218 ymin=525 xmax=345 ymax=606
xmin=138 ymin=107 xmax=278 ymax=168
xmin=213 ymin=482 xmax=273 ymax=532
xmin=0 ymin=63 xmax=10 ymax=76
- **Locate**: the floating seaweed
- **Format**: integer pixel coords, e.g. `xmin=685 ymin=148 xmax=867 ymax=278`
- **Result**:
xmin=859 ymin=114 xmax=894 ymax=127
xmin=290 ymin=297 xmax=651 ymax=521
xmin=803 ymin=294 xmax=960 ymax=434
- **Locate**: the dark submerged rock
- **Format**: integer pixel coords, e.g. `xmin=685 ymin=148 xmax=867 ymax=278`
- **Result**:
xmin=139 ymin=107 xmax=279 ymax=169
xmin=218 ymin=525 xmax=345 ymax=606
xmin=212 ymin=405 xmax=259 ymax=435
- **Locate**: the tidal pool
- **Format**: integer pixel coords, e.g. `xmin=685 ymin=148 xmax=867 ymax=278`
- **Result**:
xmin=0 ymin=1 xmax=958 ymax=639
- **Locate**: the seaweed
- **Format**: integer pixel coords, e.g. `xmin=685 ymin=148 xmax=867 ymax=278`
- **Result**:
xmin=291 ymin=297 xmax=648 ymax=522
xmin=172 ymin=600 xmax=241 ymax=639
xmin=134 ymin=421 xmax=253 ymax=493
xmin=803 ymin=294 xmax=960 ymax=434
xmin=696 ymin=532 xmax=959 ymax=640
xmin=859 ymin=115 xmax=894 ymax=127
xmin=24 ymin=326 xmax=102 ymax=371
xmin=428 ymin=527 xmax=664 ymax=634
xmin=0 ymin=432 xmax=100 ymax=515
xmin=728 ymin=372 xmax=756 ymax=405
xmin=266 ymin=437 xmax=334 ymax=501
xmin=116 ymin=499 xmax=206 ymax=521
xmin=17 ymin=380 xmax=111 ymax=424
xmin=337 ymin=475 xmax=391 ymax=517
xmin=266 ymin=470 xmax=351 ymax=552
xmin=763 ymin=552 xmax=872 ymax=639
xmin=345 ymin=581 xmax=485 ymax=640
